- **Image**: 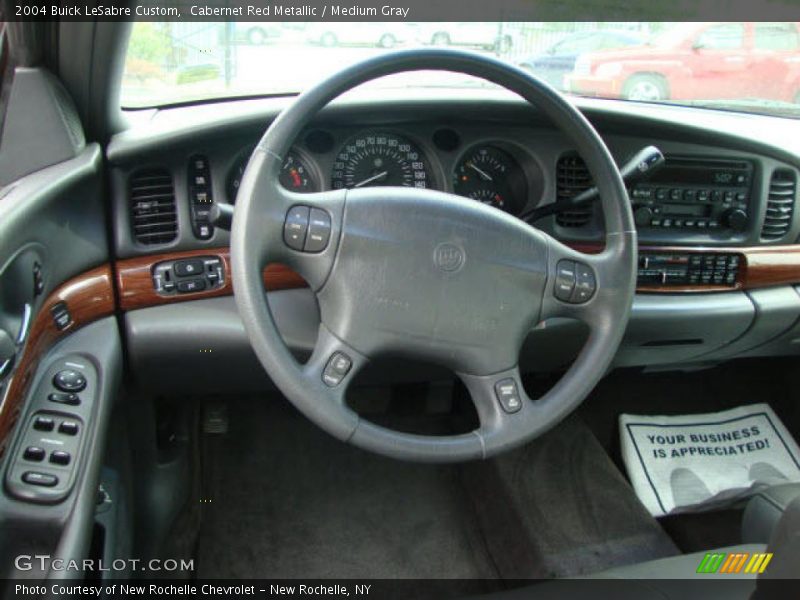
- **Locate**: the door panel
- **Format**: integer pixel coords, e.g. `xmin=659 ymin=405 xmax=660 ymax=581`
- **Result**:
xmin=0 ymin=62 xmax=119 ymax=583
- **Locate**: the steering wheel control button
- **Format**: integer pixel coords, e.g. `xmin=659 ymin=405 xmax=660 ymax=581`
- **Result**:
xmin=174 ymin=259 xmax=204 ymax=277
xmin=48 ymin=392 xmax=81 ymax=406
xmin=22 ymin=472 xmax=58 ymax=487
xmin=33 ymin=417 xmax=55 ymax=432
xmin=23 ymin=447 xmax=46 ymax=462
xmin=570 ymin=263 xmax=597 ymax=304
xmin=495 ymin=378 xmax=522 ymax=413
xmin=322 ymin=352 xmax=353 ymax=387
xmin=50 ymin=451 xmax=71 ymax=466
xmin=284 ymin=205 xmax=310 ymax=251
xmin=304 ymin=208 xmax=332 ymax=253
xmin=53 ymin=369 xmax=86 ymax=392
xmin=554 ymin=260 xmax=577 ymax=301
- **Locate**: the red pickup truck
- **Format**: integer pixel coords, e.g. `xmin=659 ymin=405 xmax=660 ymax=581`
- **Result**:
xmin=565 ymin=22 xmax=800 ymax=103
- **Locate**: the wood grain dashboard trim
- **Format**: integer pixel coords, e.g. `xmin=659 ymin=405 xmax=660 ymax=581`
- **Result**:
xmin=116 ymin=247 xmax=306 ymax=312
xmin=0 ymin=265 xmax=115 ymax=458
xmin=114 ymin=244 xmax=800 ymax=304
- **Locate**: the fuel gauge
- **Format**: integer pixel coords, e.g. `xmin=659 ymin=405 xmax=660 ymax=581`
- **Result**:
xmin=453 ymin=145 xmax=526 ymax=214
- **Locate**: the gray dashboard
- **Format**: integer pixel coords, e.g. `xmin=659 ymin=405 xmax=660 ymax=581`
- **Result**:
xmin=108 ymin=92 xmax=800 ymax=259
xmin=105 ymin=91 xmax=800 ymax=390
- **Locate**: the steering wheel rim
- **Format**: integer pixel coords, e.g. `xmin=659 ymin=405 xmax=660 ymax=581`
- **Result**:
xmin=231 ymin=48 xmax=637 ymax=463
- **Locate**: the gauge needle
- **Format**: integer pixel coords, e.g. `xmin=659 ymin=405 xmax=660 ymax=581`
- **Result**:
xmin=467 ymin=162 xmax=493 ymax=182
xmin=353 ymin=171 xmax=388 ymax=188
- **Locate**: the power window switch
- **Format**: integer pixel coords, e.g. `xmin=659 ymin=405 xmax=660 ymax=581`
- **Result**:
xmin=22 ymin=472 xmax=58 ymax=487
xmin=58 ymin=421 xmax=80 ymax=436
xmin=23 ymin=447 xmax=46 ymax=462
xmin=50 ymin=451 xmax=71 ymax=466
xmin=33 ymin=416 xmax=55 ymax=432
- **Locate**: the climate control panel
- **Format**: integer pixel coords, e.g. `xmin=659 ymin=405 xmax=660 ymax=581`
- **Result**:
xmin=637 ymin=252 xmax=742 ymax=288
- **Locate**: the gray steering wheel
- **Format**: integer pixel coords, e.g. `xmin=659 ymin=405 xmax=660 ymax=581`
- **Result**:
xmin=231 ymin=49 xmax=637 ymax=463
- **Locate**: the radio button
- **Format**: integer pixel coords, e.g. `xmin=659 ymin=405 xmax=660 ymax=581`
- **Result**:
xmin=662 ymin=219 xmax=673 ymax=228
xmin=554 ymin=261 xmax=577 ymax=302
xmin=683 ymin=189 xmax=696 ymax=201
xmin=711 ymin=190 xmax=723 ymax=202
xmin=651 ymin=219 xmax=662 ymax=227
xmin=684 ymin=220 xmax=695 ymax=227
xmin=669 ymin=189 xmax=682 ymax=201
xmin=696 ymin=220 xmax=708 ymax=228
xmin=674 ymin=219 xmax=684 ymax=227
xmin=570 ymin=263 xmax=597 ymax=304
xmin=655 ymin=188 xmax=668 ymax=201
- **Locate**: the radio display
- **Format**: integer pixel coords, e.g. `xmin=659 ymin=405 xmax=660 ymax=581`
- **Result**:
xmin=660 ymin=203 xmax=708 ymax=217
xmin=648 ymin=159 xmax=751 ymax=187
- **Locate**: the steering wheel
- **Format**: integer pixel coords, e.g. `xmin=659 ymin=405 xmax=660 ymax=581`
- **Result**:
xmin=231 ymin=49 xmax=636 ymax=463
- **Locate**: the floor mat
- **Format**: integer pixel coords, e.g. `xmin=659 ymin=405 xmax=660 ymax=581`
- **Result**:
xmin=620 ymin=403 xmax=800 ymax=516
xmin=196 ymin=397 xmax=498 ymax=587
xmin=461 ymin=415 xmax=679 ymax=578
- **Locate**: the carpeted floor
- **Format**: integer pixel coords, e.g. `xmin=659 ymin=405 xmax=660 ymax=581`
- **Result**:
xmin=196 ymin=397 xmax=497 ymax=583
xmin=195 ymin=395 xmax=678 ymax=584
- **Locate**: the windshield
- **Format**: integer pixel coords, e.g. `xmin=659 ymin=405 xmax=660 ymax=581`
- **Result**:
xmin=121 ymin=21 xmax=800 ymax=118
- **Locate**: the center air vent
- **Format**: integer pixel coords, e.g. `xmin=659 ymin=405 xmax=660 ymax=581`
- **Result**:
xmin=555 ymin=154 xmax=594 ymax=228
xmin=129 ymin=168 xmax=178 ymax=245
xmin=761 ymin=169 xmax=796 ymax=241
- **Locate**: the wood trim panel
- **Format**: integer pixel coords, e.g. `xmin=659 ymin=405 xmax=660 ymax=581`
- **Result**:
xmin=0 ymin=266 xmax=115 ymax=457
xmin=116 ymin=244 xmax=800 ymax=303
xmin=568 ymin=242 xmax=800 ymax=293
xmin=116 ymin=247 xmax=306 ymax=312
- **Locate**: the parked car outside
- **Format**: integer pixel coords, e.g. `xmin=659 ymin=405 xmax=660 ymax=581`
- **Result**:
xmin=234 ymin=22 xmax=282 ymax=45
xmin=565 ymin=22 xmax=800 ymax=103
xmin=416 ymin=22 xmax=516 ymax=53
xmin=518 ymin=30 xmax=645 ymax=89
xmin=305 ymin=22 xmax=416 ymax=48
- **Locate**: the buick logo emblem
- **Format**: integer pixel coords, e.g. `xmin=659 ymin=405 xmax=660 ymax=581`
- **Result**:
xmin=433 ymin=243 xmax=465 ymax=273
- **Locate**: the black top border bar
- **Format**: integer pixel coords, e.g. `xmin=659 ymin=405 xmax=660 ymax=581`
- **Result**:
xmin=5 ymin=0 xmax=800 ymax=22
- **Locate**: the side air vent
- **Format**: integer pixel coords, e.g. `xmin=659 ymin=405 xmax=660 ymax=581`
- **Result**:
xmin=129 ymin=169 xmax=178 ymax=245
xmin=762 ymin=169 xmax=796 ymax=241
xmin=555 ymin=154 xmax=594 ymax=228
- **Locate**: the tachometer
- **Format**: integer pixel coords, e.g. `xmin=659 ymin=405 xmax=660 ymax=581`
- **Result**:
xmin=331 ymin=132 xmax=430 ymax=190
xmin=227 ymin=149 xmax=317 ymax=203
xmin=453 ymin=145 xmax=527 ymax=214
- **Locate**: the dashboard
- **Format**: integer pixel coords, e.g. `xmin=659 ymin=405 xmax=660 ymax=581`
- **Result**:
xmin=98 ymin=91 xmax=800 ymax=392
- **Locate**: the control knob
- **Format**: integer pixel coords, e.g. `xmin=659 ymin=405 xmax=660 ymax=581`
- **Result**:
xmin=723 ymin=208 xmax=748 ymax=233
xmin=634 ymin=205 xmax=654 ymax=227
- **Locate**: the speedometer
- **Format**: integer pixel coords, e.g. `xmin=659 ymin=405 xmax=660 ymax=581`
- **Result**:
xmin=331 ymin=132 xmax=430 ymax=190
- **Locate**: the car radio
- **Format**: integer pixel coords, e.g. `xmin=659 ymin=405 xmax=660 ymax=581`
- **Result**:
xmin=629 ymin=157 xmax=754 ymax=232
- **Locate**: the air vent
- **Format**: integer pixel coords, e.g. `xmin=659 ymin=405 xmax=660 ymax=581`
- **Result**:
xmin=555 ymin=154 xmax=593 ymax=228
xmin=129 ymin=169 xmax=177 ymax=245
xmin=762 ymin=169 xmax=796 ymax=241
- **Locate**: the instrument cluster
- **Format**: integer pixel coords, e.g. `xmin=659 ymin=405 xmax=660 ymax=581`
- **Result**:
xmin=225 ymin=127 xmax=538 ymax=216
